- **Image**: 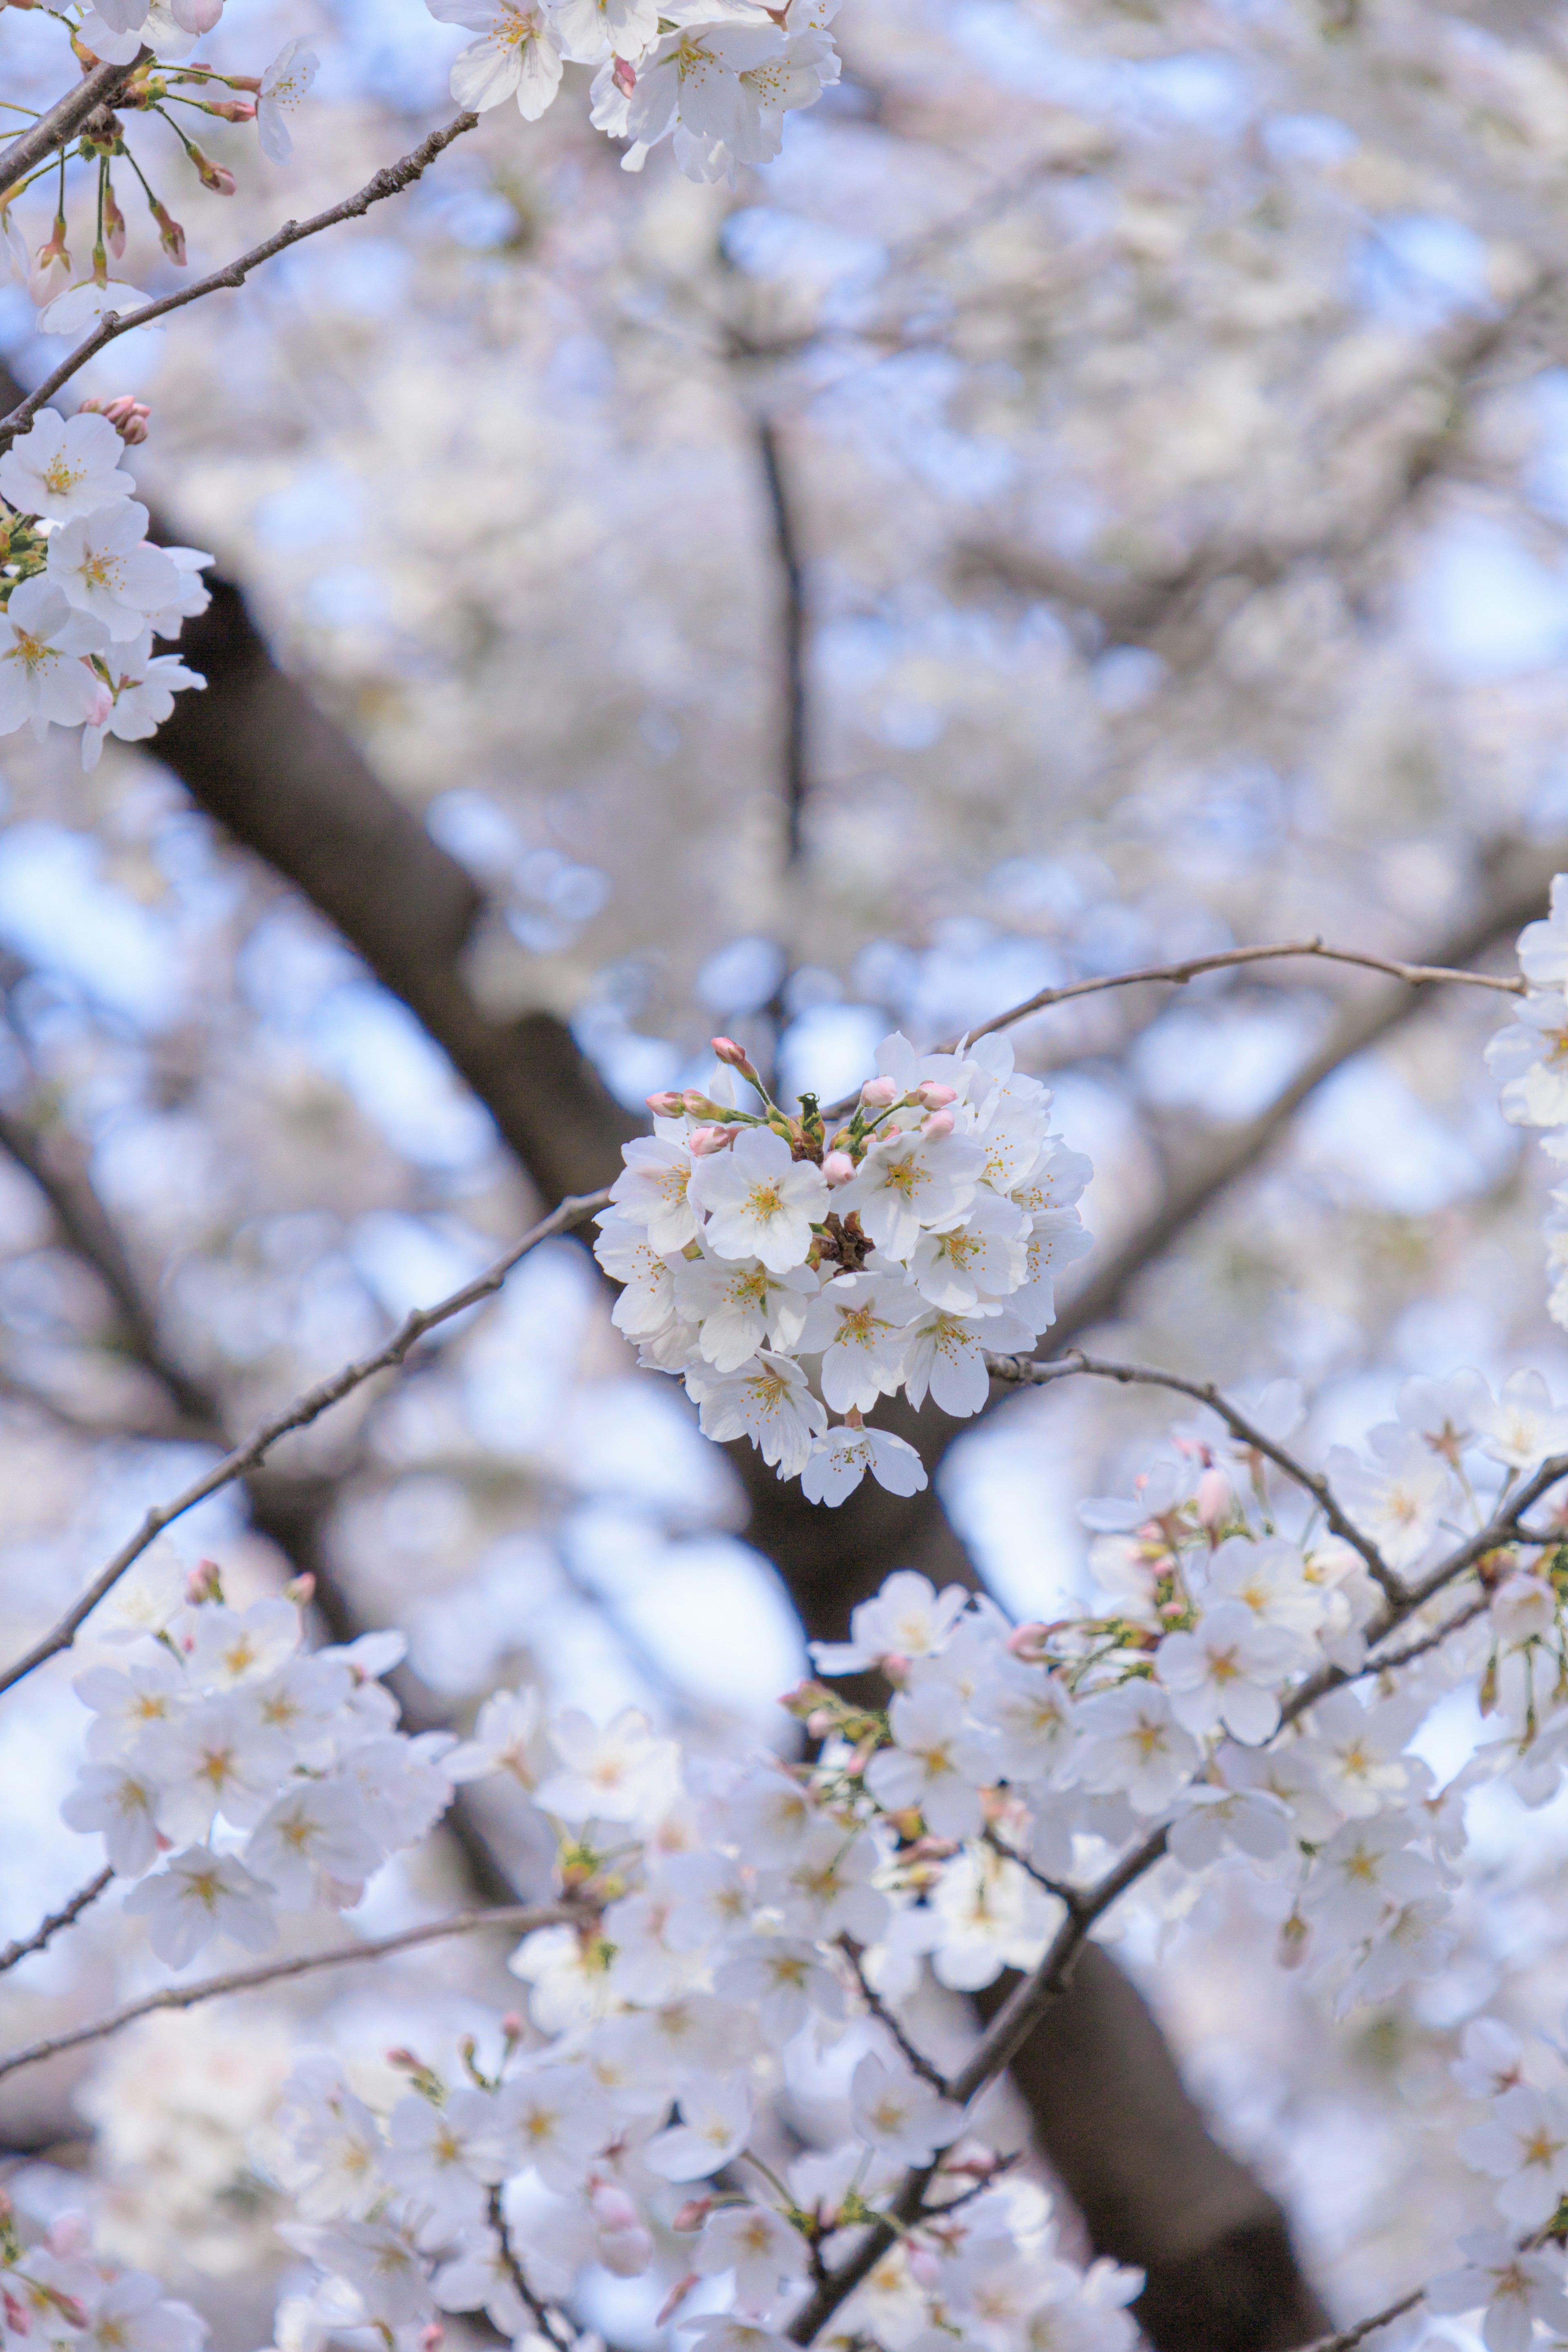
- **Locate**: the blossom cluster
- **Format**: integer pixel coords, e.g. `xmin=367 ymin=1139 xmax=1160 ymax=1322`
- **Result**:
xmin=60 ymin=1561 xmax=457 ymax=1966
xmin=424 ymin=0 xmax=842 ymax=186
xmin=0 ymin=2198 xmax=205 ymax=2352
xmin=265 ymin=1679 xmax=1142 ymax=2352
xmin=1486 ymin=878 xmax=1568 ymax=1336
xmin=595 ymin=1030 xmax=1091 ymax=1504
xmin=0 ymin=406 xmax=208 ymax=766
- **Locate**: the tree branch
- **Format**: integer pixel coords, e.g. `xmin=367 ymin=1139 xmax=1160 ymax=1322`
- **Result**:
xmin=0 ymin=51 xmax=148 ymax=195
xmin=0 ymin=1899 xmax=579 ymax=2086
xmin=987 ymin=1350 xmax=1402 ymax=1600
xmin=0 ymin=1868 xmax=113 ymax=1977
xmin=755 ymin=415 xmax=810 ymax=864
xmin=0 ymin=1187 xmax=609 ymax=1697
xmin=0 ymin=111 xmax=480 ymax=448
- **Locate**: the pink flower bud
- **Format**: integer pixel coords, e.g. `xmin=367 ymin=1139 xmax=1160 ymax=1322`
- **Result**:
xmin=188 ymin=145 xmax=236 ymax=194
xmin=914 ymin=1081 xmax=957 ymax=1109
xmin=1196 ymin=1467 xmax=1229 ymax=1528
xmin=283 ymin=1571 xmax=315 ymax=1604
xmin=670 ymin=2198 xmax=712 ymax=2233
xmin=1007 ymin=1621 xmax=1053 ymax=1662
xmin=186 ymin=1559 xmax=223 ymax=1602
xmin=385 ymin=2046 xmax=420 ymax=2070
xmin=203 ymin=96 xmax=255 ymax=121
xmin=656 ymin=2275 xmax=699 ymax=2328
xmin=591 ymin=2183 xmax=641 ymax=2234
xmin=688 ymin=1123 xmax=739 ymax=1156
xmin=419 ymin=2328 xmax=443 ymax=2352
xmin=921 ymin=1109 xmax=955 ymax=1139
xmin=501 ymin=2010 xmax=523 ymax=2040
xmin=645 ymin=1090 xmax=684 ymax=1117
xmin=822 ymin=1149 xmax=855 ymax=1184
xmin=711 ymin=1036 xmax=749 ymax=1067
xmin=612 ymin=53 xmax=636 ymax=92
xmin=860 ymin=1075 xmax=898 ymax=1107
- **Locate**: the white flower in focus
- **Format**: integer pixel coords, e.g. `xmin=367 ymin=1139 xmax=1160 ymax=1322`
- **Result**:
xmin=1154 ymin=1602 xmax=1298 ymax=1743
xmin=834 ymin=1125 xmax=985 ymax=1257
xmin=849 ymin=2054 xmax=962 ymax=2165
xmin=694 ymin=2203 xmax=808 ymax=2307
xmin=1475 ymin=1369 xmax=1568 ymax=1469
xmin=122 ymin=1845 xmax=277 ymax=1966
xmin=428 ymin=0 xmax=566 ymax=118
xmin=535 ymin=1705 xmax=678 ymax=1823
xmin=799 ymin=1272 xmax=918 ymax=1410
xmin=139 ymin=1693 xmax=291 ymax=1840
xmin=622 ymin=18 xmax=787 ymax=153
xmin=80 ymin=641 xmax=203 ymax=769
xmin=0 ymin=410 xmax=135 ymax=520
xmin=258 ymin=40 xmax=320 ymax=163
xmin=1203 ymin=1536 xmax=1324 ymax=1662
xmin=904 ymin=1191 xmax=1028 ymax=1312
xmin=903 ymin=1303 xmax=1034 ymax=1417
xmin=497 ymin=2065 xmax=612 ymax=2189
xmin=551 ymin=0 xmax=661 ymax=59
xmin=74 ymin=1650 xmax=185 ymax=1756
xmin=0 ymin=576 xmax=108 ymax=736
xmin=801 ymin=1422 xmax=927 ymax=1506
xmin=609 ymin=1135 xmax=700 ymax=1252
xmin=47 ymin=501 xmax=179 ymax=640
xmin=810 ymin=1569 xmax=969 ymax=1674
xmin=697 ymin=1349 xmax=828 ymax=1476
xmin=645 ymin=2077 xmax=753 ymax=2180
xmin=1011 ymin=1209 xmax=1093 ymax=1333
xmin=688 ymin=1126 xmax=828 ymax=1272
xmin=674 ymin=1247 xmax=818 ymax=1370
xmin=187 ymin=1597 xmax=301 ymax=1686
xmin=864 ymin=1682 xmax=996 ymax=1838
xmin=149 ymin=543 xmax=214 ymax=636
xmin=1427 ymin=2231 xmax=1568 ymax=2352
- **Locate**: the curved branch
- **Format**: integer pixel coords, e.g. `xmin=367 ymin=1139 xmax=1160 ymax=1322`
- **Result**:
xmin=987 ymin=1351 xmax=1402 ymax=1600
xmin=0 ymin=1187 xmax=610 ymax=1697
xmin=0 ymin=110 xmax=480 ymax=448
xmin=0 ymin=1898 xmax=579 ymax=2086
xmin=0 ymin=1867 xmax=113 ymax=1977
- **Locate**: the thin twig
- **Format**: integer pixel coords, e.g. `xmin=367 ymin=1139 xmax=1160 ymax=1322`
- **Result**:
xmin=489 ymin=2184 xmax=577 ymax=2351
xmin=818 ymin=937 xmax=1521 ymax=1117
xmin=840 ymin=1936 xmax=951 ymax=2094
xmin=0 ymin=110 xmax=481 ymax=449
xmin=0 ymin=1187 xmax=611 ymax=1699
xmin=0 ymin=51 xmax=149 ymax=195
xmin=755 ymin=415 xmax=810 ymax=864
xmin=0 ymin=1898 xmax=578 ymax=2086
xmin=0 ymin=1866 xmax=113 ymax=1976
xmin=987 ymin=1350 xmax=1403 ymax=1602
xmin=1299 ymin=2286 xmax=1426 ymax=2351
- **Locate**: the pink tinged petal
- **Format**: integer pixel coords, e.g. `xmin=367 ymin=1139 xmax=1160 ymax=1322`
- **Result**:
xmin=450 ymin=33 xmax=525 ymax=107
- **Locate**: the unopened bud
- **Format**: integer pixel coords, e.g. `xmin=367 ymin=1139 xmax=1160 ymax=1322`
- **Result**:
xmin=913 ymin=1081 xmax=957 ymax=1109
xmin=711 ymin=1036 xmax=752 ymax=1071
xmin=103 ymin=184 xmax=126 ymax=260
xmin=612 ymin=53 xmax=636 ymax=93
xmin=645 ymin=1089 xmax=684 ymax=1117
xmin=419 ymin=2328 xmax=443 ymax=2352
xmin=151 ymin=199 xmax=186 ymax=265
xmin=681 ymin=1089 xmax=726 ymax=1118
xmin=385 ymin=2046 xmax=421 ymax=2071
xmin=590 ymin=2182 xmax=641 ymax=2233
xmin=860 ymin=1076 xmax=898 ymax=1108
xmin=822 ymin=1149 xmax=855 ymax=1184
xmin=202 ymin=96 xmax=255 ymax=120
xmin=501 ymin=2010 xmax=524 ymax=2044
xmin=1196 ymin=1466 xmax=1229 ymax=1529
xmin=188 ymin=145 xmax=236 ymax=194
xmin=186 ymin=1559 xmax=223 ymax=1603
xmin=670 ymin=2197 xmax=712 ymax=2233
xmin=778 ymin=1678 xmax=832 ymax=1718
xmin=1006 ymin=1621 xmax=1053 ymax=1663
xmin=688 ymin=1123 xmax=739 ymax=1156
xmin=655 ymin=2275 xmax=698 ymax=2328
xmin=921 ymin=1109 xmax=954 ymax=1140
xmin=283 ymin=1570 xmax=315 ymax=1605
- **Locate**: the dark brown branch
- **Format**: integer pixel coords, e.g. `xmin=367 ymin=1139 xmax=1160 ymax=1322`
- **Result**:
xmin=755 ymin=415 xmax=810 ymax=864
xmin=839 ymin=1936 xmax=951 ymax=2093
xmin=0 ymin=51 xmax=148 ymax=195
xmin=1299 ymin=2288 xmax=1426 ymax=2351
xmin=0 ymin=111 xmax=480 ymax=447
xmin=0 ymin=1868 xmax=112 ymax=1976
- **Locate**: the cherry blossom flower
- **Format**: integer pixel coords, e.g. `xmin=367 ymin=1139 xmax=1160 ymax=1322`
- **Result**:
xmin=609 ymin=1135 xmax=701 ymax=1251
xmin=1487 ymin=989 xmax=1568 ymax=1126
xmin=0 ymin=410 xmax=135 ymax=520
xmin=834 ymin=1125 xmax=985 ymax=1258
xmin=1154 ymin=1602 xmax=1298 ymax=1742
xmin=810 ymin=1569 xmax=970 ymax=1673
xmin=1325 ymin=1428 xmax=1451 ymax=1572
xmin=1073 ymin=1684 xmax=1201 ymax=1815
xmin=799 ymin=1273 xmax=919 ymax=1410
xmin=246 ymin=1779 xmax=383 ymax=1909
xmin=801 ymin=1422 xmax=927 ymax=1505
xmin=122 ymin=1845 xmax=277 ymax=1966
xmin=903 ymin=1302 xmax=1034 ymax=1416
xmin=80 ymin=643 xmax=204 ymax=770
xmin=382 ymin=2089 xmax=509 ymax=2222
xmin=535 ymin=1705 xmax=678 ymax=1822
xmin=1461 ymin=2084 xmax=1568 ymax=2227
xmin=674 ymin=1248 xmax=818 ymax=1370
xmin=688 ymin=1126 xmax=828 ymax=1272
xmin=429 ymin=0 xmax=566 ymax=118
xmin=46 ymin=501 xmax=179 ymax=640
xmin=59 ymin=1759 xmax=161 ymax=1874
xmin=1475 ymin=1369 xmax=1568 ymax=1469
xmin=864 ymin=1682 xmax=997 ymax=1838
xmin=0 ymin=577 xmax=109 ymax=737
xmin=1427 ymin=2231 xmax=1568 ymax=2352
xmin=646 ymin=2078 xmax=753 ymax=2180
xmin=693 ymin=2205 xmax=808 ymax=2308
xmin=696 ymin=1350 xmax=828 ymax=1476
xmin=445 ymin=1685 xmax=550 ymax=1790
xmin=849 ymin=2054 xmax=962 ymax=2164
xmin=257 ymin=40 xmax=320 ymax=163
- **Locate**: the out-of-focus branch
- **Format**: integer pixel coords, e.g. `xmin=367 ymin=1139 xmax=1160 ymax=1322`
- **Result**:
xmin=0 ymin=51 xmax=148 ymax=194
xmin=0 ymin=1898 xmax=580 ymax=2086
xmin=755 ymin=414 xmax=811 ymax=863
xmin=0 ymin=1189 xmax=609 ymax=1697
